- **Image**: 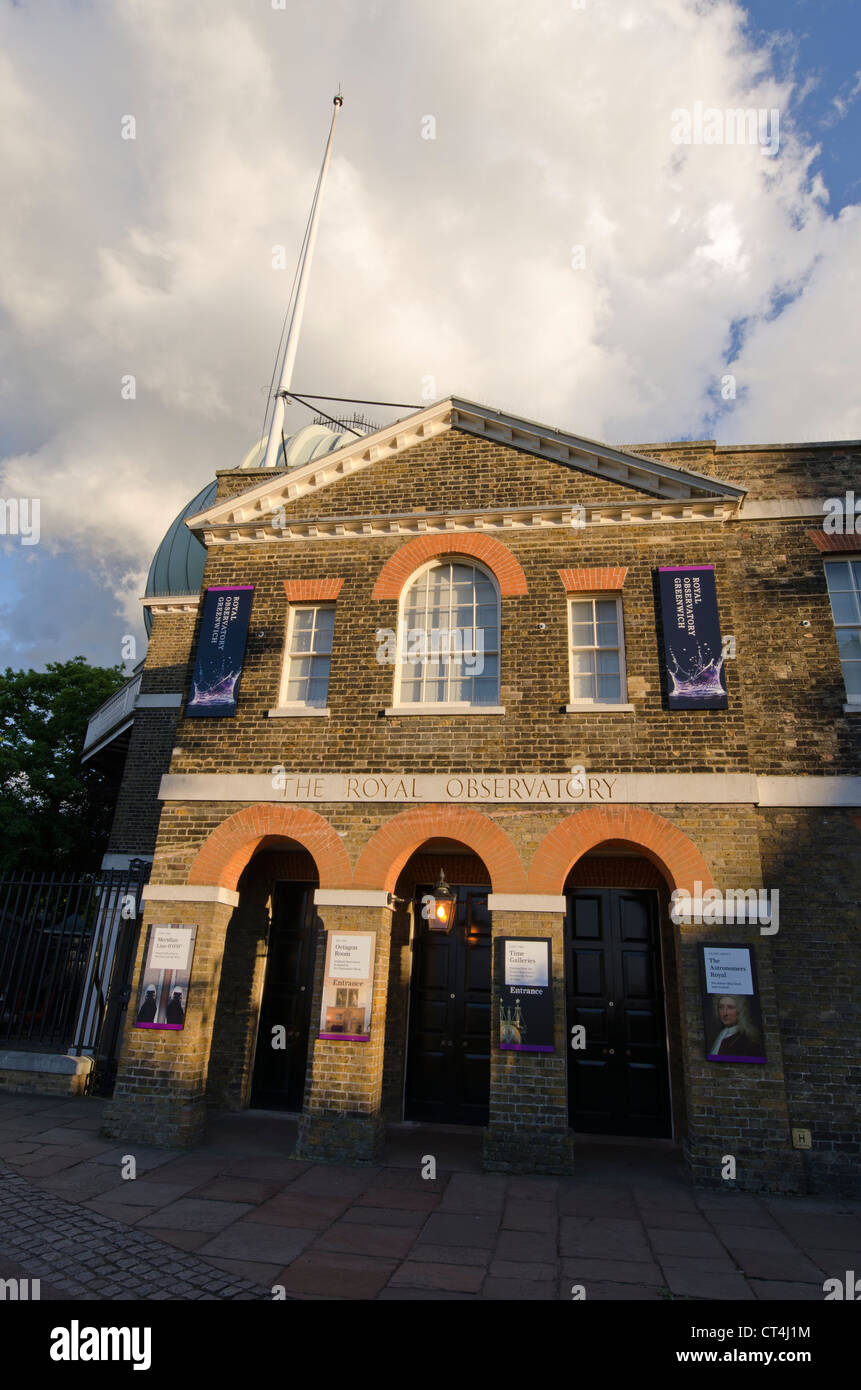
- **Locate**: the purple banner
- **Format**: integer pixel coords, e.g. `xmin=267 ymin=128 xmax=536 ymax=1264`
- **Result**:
xmin=658 ymin=564 xmax=728 ymax=709
xmin=186 ymin=585 xmax=254 ymax=717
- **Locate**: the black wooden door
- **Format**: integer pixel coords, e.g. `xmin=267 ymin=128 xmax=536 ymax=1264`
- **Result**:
xmin=250 ymin=881 xmax=317 ymax=1111
xmin=405 ymin=886 xmax=491 ymax=1125
xmin=566 ymin=888 xmax=671 ymax=1137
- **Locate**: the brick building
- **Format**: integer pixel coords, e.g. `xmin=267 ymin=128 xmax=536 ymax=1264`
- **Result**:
xmin=96 ymin=397 xmax=861 ymax=1195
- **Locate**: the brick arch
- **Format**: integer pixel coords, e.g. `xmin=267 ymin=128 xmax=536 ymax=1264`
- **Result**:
xmin=352 ymin=805 xmax=528 ymax=894
xmin=188 ymin=805 xmax=351 ymax=892
xmin=528 ymin=806 xmax=714 ymax=896
xmin=372 ymin=534 xmax=528 ymax=600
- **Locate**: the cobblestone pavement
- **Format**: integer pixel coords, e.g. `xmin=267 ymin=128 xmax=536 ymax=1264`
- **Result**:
xmin=0 ymin=1164 xmax=270 ymax=1301
xmin=0 ymin=1092 xmax=858 ymax=1301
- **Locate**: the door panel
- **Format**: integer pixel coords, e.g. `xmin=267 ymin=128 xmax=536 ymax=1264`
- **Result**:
xmin=405 ymin=885 xmax=491 ymax=1125
xmin=250 ymin=881 xmax=317 ymax=1111
xmin=567 ymin=887 xmax=671 ymax=1137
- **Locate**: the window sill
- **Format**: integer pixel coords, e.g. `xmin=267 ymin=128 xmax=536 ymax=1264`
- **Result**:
xmin=384 ymin=705 xmax=506 ymax=716
xmin=267 ymin=706 xmax=330 ymax=718
xmin=843 ymin=703 xmax=861 ymax=714
xmin=565 ymin=702 xmax=635 ymax=713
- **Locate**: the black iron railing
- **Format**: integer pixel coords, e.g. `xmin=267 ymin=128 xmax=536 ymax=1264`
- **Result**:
xmin=0 ymin=865 xmax=149 ymax=1091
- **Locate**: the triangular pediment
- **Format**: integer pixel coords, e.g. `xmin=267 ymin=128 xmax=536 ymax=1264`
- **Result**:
xmin=186 ymin=397 xmax=745 ymax=541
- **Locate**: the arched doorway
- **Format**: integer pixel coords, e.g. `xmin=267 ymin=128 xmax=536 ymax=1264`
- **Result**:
xmin=385 ymin=839 xmax=494 ymax=1126
xmin=205 ymin=838 xmax=320 ymax=1114
xmin=564 ymin=847 xmax=680 ymax=1139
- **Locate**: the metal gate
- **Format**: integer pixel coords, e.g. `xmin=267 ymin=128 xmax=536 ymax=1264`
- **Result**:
xmin=0 ymin=864 xmax=149 ymax=1094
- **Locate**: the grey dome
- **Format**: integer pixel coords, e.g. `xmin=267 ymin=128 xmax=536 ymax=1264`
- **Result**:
xmin=143 ymin=422 xmax=360 ymax=636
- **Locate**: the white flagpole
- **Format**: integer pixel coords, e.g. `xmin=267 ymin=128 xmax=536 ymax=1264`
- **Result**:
xmin=262 ymin=93 xmax=343 ymax=470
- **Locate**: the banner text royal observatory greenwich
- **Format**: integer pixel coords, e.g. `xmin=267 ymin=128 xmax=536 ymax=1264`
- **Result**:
xmin=658 ymin=564 xmax=728 ymax=710
xmin=186 ymin=585 xmax=255 ymax=717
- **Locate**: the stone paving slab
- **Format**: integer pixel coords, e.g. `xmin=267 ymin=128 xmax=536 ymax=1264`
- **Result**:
xmin=647 ymin=1228 xmax=729 ymax=1258
xmin=750 ymin=1279 xmax=828 ymax=1300
xmin=80 ymin=1198 xmax=158 ymax=1225
xmin=660 ymin=1258 xmax=755 ymax=1300
xmin=729 ymin=1249 xmax=825 ymax=1281
xmin=501 ymin=1200 xmax=558 ymax=1232
xmin=482 ymin=1276 xmax=557 ymax=1299
xmin=0 ymin=1093 xmax=858 ymax=1302
xmin=806 ymin=1247 xmax=859 ymax=1272
xmin=356 ymin=1187 xmax=440 ymax=1211
xmin=557 ymin=1182 xmax=635 ymax=1215
xmin=198 ymin=1221 xmax=315 ymax=1263
xmin=341 ymin=1204 xmax=428 ymax=1229
xmin=136 ymin=1197 xmax=255 ymax=1233
xmin=377 ymin=1287 xmax=478 ymax=1300
xmin=96 ymin=1180 xmax=197 ymax=1208
xmin=275 ymin=1250 xmax=397 ymax=1298
xmin=90 ymin=1145 xmax=179 ymax=1172
xmin=559 ymin=1216 xmax=653 ymax=1261
xmin=573 ymin=1280 xmax=664 ymax=1300
xmin=495 ymin=1229 xmax=558 ymax=1262
xmin=416 ymin=1212 xmax=499 ymax=1247
xmin=410 ymin=1242 xmax=493 ymax=1265
xmin=490 ymin=1257 xmax=557 ymax=1281
xmin=194 ymin=1177 xmax=285 ymax=1204
xmin=769 ymin=1213 xmax=861 ymax=1249
xmin=717 ymin=1225 xmax=801 ymax=1255
xmin=244 ymin=1192 xmax=352 ymax=1228
xmin=288 ymin=1164 xmax=381 ymax=1197
xmin=639 ymin=1210 xmax=712 ymax=1232
xmin=143 ymin=1227 xmax=212 ymax=1252
xmin=313 ymin=1219 xmax=417 ymax=1259
xmin=438 ymin=1173 xmax=508 ymax=1213
xmin=389 ymin=1260 xmax=485 ymax=1293
xmin=561 ymin=1256 xmax=665 ymax=1285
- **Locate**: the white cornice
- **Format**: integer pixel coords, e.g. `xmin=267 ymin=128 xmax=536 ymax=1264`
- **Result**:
xmin=737 ymin=499 xmax=829 ymax=520
xmin=141 ymin=594 xmax=201 ymax=613
xmin=196 ymin=498 xmax=740 ymax=548
xmin=185 ymin=397 xmax=746 ymax=538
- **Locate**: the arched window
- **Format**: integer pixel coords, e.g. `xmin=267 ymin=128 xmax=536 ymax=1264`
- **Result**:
xmin=394 ymin=560 xmax=500 ymax=707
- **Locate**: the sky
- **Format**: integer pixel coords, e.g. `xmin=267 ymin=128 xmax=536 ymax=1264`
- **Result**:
xmin=1 ymin=0 xmax=859 ymax=673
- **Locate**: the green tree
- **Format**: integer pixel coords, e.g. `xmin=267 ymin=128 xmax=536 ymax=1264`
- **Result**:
xmin=0 ymin=656 xmax=128 ymax=873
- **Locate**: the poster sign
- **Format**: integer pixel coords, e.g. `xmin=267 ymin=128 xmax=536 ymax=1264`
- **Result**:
xmin=134 ymin=924 xmax=197 ymax=1031
xmin=186 ymin=585 xmax=255 ymax=717
xmin=498 ymin=938 xmax=554 ymax=1053
xmin=319 ymin=932 xmax=375 ymax=1041
xmin=700 ymin=944 xmax=766 ymax=1063
xmin=658 ymin=565 xmax=728 ymax=709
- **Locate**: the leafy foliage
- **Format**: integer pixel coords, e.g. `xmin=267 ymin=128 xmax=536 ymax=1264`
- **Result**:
xmin=0 ymin=657 xmax=128 ymax=873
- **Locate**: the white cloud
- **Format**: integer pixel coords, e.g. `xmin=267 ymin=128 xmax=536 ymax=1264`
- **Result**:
xmin=0 ymin=0 xmax=858 ymax=665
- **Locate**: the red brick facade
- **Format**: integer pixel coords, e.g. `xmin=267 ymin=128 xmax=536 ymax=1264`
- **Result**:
xmin=100 ymin=417 xmax=861 ymax=1194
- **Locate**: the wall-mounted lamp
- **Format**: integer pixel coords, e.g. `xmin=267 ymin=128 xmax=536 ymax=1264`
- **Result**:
xmin=427 ymin=869 xmax=455 ymax=932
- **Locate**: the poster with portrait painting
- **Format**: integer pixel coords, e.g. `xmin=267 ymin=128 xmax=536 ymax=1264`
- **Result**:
xmin=699 ymin=944 xmax=766 ymax=1063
